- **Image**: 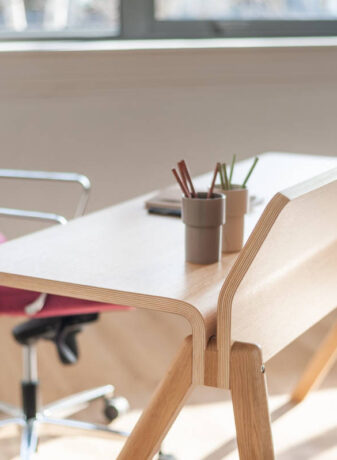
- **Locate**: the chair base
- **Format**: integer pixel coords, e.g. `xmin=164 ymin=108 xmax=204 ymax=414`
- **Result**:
xmin=0 ymin=346 xmax=173 ymax=459
xmin=0 ymin=385 xmax=129 ymax=460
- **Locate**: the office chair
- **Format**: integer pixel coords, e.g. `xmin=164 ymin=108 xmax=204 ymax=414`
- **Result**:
xmin=0 ymin=169 xmax=131 ymax=459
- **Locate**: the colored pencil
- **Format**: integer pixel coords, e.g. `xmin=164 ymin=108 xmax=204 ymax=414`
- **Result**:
xmin=207 ymin=163 xmax=220 ymax=199
xmin=180 ymin=160 xmax=196 ymax=197
xmin=229 ymin=154 xmax=236 ymax=188
xmin=172 ymin=168 xmax=190 ymax=197
xmin=178 ymin=161 xmax=194 ymax=198
xmin=222 ymin=163 xmax=230 ymax=190
xmin=242 ymin=157 xmax=259 ymax=188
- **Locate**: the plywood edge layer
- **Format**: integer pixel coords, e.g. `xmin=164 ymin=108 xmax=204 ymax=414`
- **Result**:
xmin=216 ymin=193 xmax=289 ymax=389
xmin=0 ymin=273 xmax=206 ymax=384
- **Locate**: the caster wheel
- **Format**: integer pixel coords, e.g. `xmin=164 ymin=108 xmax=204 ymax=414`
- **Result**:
xmin=103 ymin=396 xmax=129 ymax=422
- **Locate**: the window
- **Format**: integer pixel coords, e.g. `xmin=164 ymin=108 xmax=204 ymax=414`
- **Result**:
xmin=155 ymin=1 xmax=337 ymax=21
xmin=152 ymin=0 xmax=337 ymax=38
xmin=1 ymin=0 xmax=337 ymax=40
xmin=0 ymin=0 xmax=120 ymax=38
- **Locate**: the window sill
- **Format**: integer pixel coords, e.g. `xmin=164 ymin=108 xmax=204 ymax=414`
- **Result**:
xmin=1 ymin=36 xmax=337 ymax=54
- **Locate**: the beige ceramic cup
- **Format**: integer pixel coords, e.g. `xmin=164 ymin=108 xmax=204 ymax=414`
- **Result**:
xmin=182 ymin=192 xmax=226 ymax=264
xmin=214 ymin=185 xmax=248 ymax=253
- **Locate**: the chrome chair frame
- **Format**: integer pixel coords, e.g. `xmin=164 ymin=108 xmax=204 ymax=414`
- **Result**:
xmin=0 ymin=170 xmax=128 ymax=459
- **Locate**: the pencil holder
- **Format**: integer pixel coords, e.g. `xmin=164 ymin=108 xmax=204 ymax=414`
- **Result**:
xmin=215 ymin=185 xmax=248 ymax=253
xmin=182 ymin=192 xmax=225 ymax=264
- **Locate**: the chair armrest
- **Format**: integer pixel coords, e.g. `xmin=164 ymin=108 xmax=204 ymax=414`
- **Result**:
xmin=0 ymin=169 xmax=91 ymax=217
xmin=0 ymin=207 xmax=68 ymax=225
xmin=0 ymin=169 xmax=90 ymax=314
xmin=0 ymin=207 xmax=67 ymax=315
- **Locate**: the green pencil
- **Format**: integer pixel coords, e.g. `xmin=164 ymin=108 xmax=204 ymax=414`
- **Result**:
xmin=218 ymin=163 xmax=225 ymax=189
xmin=242 ymin=157 xmax=259 ymax=188
xmin=222 ymin=163 xmax=230 ymax=190
xmin=229 ymin=154 xmax=236 ymax=189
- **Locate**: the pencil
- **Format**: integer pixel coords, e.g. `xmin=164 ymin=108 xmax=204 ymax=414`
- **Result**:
xmin=207 ymin=163 xmax=220 ymax=199
xmin=218 ymin=162 xmax=225 ymax=189
xmin=172 ymin=168 xmax=190 ymax=198
xmin=181 ymin=160 xmax=196 ymax=197
xmin=223 ymin=163 xmax=230 ymax=190
xmin=242 ymin=157 xmax=259 ymax=188
xmin=178 ymin=161 xmax=189 ymax=191
xmin=229 ymin=154 xmax=236 ymax=188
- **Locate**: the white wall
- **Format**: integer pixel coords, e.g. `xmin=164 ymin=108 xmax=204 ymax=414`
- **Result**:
xmin=1 ymin=42 xmax=337 ymax=237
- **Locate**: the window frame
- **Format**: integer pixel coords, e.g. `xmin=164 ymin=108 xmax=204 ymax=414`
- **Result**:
xmin=1 ymin=0 xmax=337 ymax=41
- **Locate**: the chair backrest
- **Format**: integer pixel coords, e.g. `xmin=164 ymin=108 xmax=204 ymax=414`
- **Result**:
xmin=217 ymin=167 xmax=337 ymax=388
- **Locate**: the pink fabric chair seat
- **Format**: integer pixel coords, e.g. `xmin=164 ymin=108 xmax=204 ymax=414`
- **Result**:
xmin=0 ymin=233 xmax=130 ymax=317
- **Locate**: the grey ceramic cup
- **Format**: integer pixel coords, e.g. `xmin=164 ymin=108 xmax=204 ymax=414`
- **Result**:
xmin=214 ymin=185 xmax=248 ymax=253
xmin=182 ymin=192 xmax=226 ymax=264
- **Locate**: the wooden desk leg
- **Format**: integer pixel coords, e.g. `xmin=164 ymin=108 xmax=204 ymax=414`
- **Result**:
xmin=117 ymin=336 xmax=194 ymax=460
xmin=291 ymin=321 xmax=337 ymax=403
xmin=230 ymin=342 xmax=275 ymax=460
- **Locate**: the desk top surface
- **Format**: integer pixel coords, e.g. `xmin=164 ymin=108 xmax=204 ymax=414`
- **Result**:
xmin=0 ymin=152 xmax=336 ymax=323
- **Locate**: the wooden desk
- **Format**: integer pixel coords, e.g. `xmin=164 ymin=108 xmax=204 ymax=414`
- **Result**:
xmin=0 ymin=152 xmax=336 ymax=459
xmin=0 ymin=152 xmax=335 ymax=381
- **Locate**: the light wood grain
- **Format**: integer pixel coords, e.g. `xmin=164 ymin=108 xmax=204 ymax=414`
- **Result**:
xmin=0 ymin=153 xmax=336 ymax=387
xmin=291 ymin=321 xmax=337 ymax=403
xmin=204 ymin=336 xmax=218 ymax=388
xmin=217 ymin=168 xmax=337 ymax=388
xmin=117 ymin=334 xmax=218 ymax=460
xmin=230 ymin=342 xmax=275 ymax=460
xmin=0 ymin=311 xmax=336 ymax=459
xmin=118 ymin=336 xmax=193 ymax=460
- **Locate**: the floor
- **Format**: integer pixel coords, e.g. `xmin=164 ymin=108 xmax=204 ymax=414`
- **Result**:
xmin=0 ymin=308 xmax=336 ymax=459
